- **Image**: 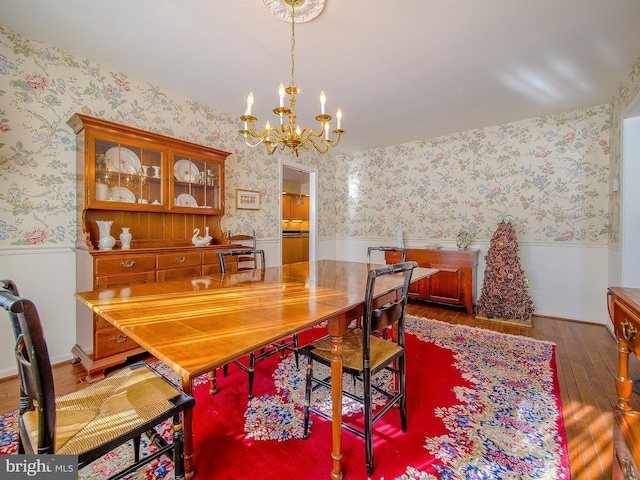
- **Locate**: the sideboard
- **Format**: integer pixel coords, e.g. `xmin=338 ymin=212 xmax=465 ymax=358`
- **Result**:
xmin=608 ymin=287 xmax=640 ymax=479
xmin=386 ymin=248 xmax=479 ymax=313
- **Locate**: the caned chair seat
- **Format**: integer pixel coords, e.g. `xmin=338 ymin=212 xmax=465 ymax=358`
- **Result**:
xmin=22 ymin=365 xmax=182 ymax=455
xmin=0 ymin=279 xmax=195 ymax=479
xmin=303 ymin=329 xmax=403 ymax=372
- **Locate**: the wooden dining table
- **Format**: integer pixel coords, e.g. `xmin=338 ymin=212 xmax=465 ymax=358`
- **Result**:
xmin=75 ymin=260 xmax=437 ymax=479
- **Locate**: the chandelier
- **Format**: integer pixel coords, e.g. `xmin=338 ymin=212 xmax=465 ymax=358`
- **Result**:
xmin=239 ymin=0 xmax=345 ymax=156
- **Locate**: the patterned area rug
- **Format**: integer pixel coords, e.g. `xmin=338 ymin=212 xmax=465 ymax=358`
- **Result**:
xmin=0 ymin=316 xmax=570 ymax=479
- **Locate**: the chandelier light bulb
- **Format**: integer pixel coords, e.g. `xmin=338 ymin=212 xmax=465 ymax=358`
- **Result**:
xmin=279 ymin=83 xmax=286 ymax=107
xmin=320 ymin=90 xmax=326 ymax=114
xmin=336 ymin=108 xmax=343 ymax=130
xmin=245 ymin=92 xmax=254 ymax=116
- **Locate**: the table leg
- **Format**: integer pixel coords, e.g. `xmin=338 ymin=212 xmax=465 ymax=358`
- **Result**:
xmin=181 ymin=377 xmax=195 ymax=479
xmin=616 ymin=339 xmax=634 ymax=413
xmin=330 ymin=335 xmax=344 ymax=480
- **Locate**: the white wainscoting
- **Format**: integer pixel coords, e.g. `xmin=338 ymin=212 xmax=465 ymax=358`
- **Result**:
xmin=0 ymin=239 xmax=612 ymax=379
xmin=0 ymin=247 xmax=76 ymax=378
xmin=328 ymin=236 xmax=611 ymax=325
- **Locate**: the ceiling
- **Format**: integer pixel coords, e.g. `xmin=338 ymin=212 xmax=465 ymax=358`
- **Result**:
xmin=3 ymin=0 xmax=640 ymax=154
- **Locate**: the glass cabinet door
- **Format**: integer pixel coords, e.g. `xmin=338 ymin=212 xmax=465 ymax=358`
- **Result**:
xmin=92 ymin=139 xmax=164 ymax=208
xmin=170 ymin=152 xmax=223 ymax=213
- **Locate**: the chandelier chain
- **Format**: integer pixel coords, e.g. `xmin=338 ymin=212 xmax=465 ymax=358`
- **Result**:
xmin=290 ymin=3 xmax=296 ymax=88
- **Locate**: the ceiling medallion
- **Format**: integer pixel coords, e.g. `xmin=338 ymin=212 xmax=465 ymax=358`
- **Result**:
xmin=263 ymin=0 xmax=325 ymax=23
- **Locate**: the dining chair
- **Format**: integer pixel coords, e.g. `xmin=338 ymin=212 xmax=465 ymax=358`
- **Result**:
xmin=0 ymin=279 xmax=195 ymax=479
xmin=299 ymin=261 xmax=417 ymax=476
xmin=365 ymin=246 xmax=408 ymax=339
xmin=209 ymin=249 xmax=299 ymax=398
xmin=227 ymin=230 xmax=257 ymax=270
xmin=366 ymin=246 xmax=408 ymax=264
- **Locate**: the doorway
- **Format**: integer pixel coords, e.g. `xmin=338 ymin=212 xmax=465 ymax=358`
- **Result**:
xmin=621 ymin=99 xmax=640 ymax=286
xmin=281 ymin=161 xmax=317 ymax=264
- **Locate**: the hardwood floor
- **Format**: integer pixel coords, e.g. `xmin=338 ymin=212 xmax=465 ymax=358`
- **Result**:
xmin=0 ymin=300 xmax=636 ymax=479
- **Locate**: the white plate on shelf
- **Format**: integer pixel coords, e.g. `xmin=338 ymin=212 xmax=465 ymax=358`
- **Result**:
xmin=105 ymin=147 xmax=141 ymax=174
xmin=109 ymin=186 xmax=136 ymax=203
xmin=176 ymin=193 xmax=198 ymax=207
xmin=174 ymin=159 xmax=200 ymax=182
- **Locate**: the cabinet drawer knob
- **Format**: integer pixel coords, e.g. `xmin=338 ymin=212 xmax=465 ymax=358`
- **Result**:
xmin=120 ymin=260 xmax=136 ymax=268
xmin=111 ymin=335 xmax=128 ymax=344
xmin=622 ymin=319 xmax=637 ymax=342
xmin=175 ymin=256 xmax=186 ymax=263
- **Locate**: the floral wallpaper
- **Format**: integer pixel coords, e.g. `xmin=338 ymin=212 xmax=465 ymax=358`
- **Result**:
xmin=335 ymin=106 xmax=610 ymax=243
xmin=0 ymin=25 xmax=621 ymax=251
xmin=609 ymin=56 xmax=640 ymax=246
xmin=0 ymin=26 xmax=322 ymax=247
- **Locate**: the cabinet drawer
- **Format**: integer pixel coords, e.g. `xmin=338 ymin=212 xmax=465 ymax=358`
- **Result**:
xmin=95 ymin=271 xmax=156 ymax=290
xmin=94 ymin=326 xmax=140 ymax=359
xmin=614 ymin=301 xmax=640 ymax=354
xmin=157 ymin=266 xmax=202 ymax=282
xmin=156 ymin=251 xmax=201 ymax=269
xmin=95 ymin=255 xmax=156 ymax=275
xmin=613 ymin=411 xmax=640 ymax=480
xmin=202 ymin=263 xmax=222 ymax=275
xmin=202 ymin=250 xmax=223 ymax=266
xmin=385 ymin=251 xmax=405 ymax=263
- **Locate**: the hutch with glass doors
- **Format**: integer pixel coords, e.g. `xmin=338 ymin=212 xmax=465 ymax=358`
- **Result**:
xmin=68 ymin=113 xmax=235 ymax=380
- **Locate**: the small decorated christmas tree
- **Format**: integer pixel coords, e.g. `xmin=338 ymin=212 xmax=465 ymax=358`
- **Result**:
xmin=476 ymin=221 xmax=534 ymax=323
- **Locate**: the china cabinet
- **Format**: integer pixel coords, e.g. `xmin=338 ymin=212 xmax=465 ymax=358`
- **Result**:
xmin=68 ymin=113 xmax=233 ymax=380
xmin=386 ymin=247 xmax=479 ymax=313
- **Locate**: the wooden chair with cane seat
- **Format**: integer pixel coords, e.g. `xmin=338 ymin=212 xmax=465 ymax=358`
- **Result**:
xmin=227 ymin=230 xmax=257 ymax=270
xmin=0 ymin=279 xmax=195 ymax=479
xmin=208 ymin=249 xmax=299 ymax=398
xmin=299 ymin=261 xmax=417 ymax=476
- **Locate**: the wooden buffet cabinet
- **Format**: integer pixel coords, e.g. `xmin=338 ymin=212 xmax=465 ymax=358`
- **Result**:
xmin=608 ymin=287 xmax=640 ymax=479
xmin=386 ymin=248 xmax=479 ymax=314
xmin=69 ymin=114 xmax=234 ymax=380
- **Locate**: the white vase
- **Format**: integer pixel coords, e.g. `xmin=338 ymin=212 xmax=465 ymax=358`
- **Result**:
xmin=96 ymin=220 xmax=116 ymax=250
xmin=120 ymin=227 xmax=132 ymax=250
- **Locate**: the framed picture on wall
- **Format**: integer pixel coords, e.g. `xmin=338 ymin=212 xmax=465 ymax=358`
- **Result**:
xmin=235 ymin=189 xmax=261 ymax=210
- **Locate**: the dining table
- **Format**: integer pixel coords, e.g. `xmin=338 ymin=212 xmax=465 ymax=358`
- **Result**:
xmin=75 ymin=259 xmax=438 ymax=479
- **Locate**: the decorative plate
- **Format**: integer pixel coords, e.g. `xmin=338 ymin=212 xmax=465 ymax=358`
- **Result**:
xmin=104 ymin=147 xmax=141 ymax=174
xmin=109 ymin=186 xmax=136 ymax=203
xmin=174 ymin=160 xmax=200 ymax=182
xmin=176 ymin=193 xmax=198 ymax=207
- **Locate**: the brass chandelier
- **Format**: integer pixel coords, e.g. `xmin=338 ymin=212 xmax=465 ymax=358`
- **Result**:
xmin=240 ymin=0 xmax=345 ymax=156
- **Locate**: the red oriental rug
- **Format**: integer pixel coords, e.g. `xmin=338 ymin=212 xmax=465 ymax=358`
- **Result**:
xmin=0 ymin=316 xmax=570 ymax=479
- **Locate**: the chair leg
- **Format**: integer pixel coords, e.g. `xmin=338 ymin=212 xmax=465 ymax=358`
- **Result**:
xmin=223 ymin=364 xmax=229 ymax=377
xmin=364 ymin=368 xmax=374 ymax=476
xmin=172 ymin=413 xmax=186 ymax=480
xmin=303 ymin=361 xmax=313 ymax=439
xmin=209 ymin=369 xmax=218 ymax=395
xmin=131 ymin=433 xmax=140 ymax=462
xmin=400 ymin=355 xmax=407 ymax=433
xmin=294 ymin=335 xmax=299 ymax=370
xmin=248 ymin=353 xmax=256 ymax=399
